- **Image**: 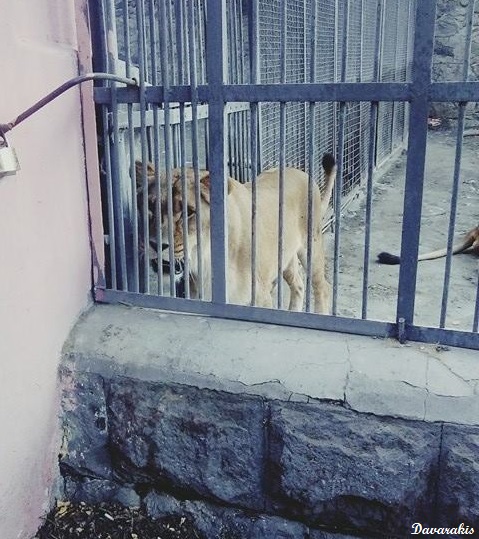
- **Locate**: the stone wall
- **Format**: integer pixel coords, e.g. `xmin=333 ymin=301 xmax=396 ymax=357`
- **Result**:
xmin=59 ymin=368 xmax=479 ymax=538
xmin=433 ymin=0 xmax=479 ymax=124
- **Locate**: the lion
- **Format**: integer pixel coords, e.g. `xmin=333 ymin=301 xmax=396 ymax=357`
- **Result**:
xmin=136 ymin=155 xmax=336 ymax=313
xmin=377 ymin=225 xmax=479 ymax=265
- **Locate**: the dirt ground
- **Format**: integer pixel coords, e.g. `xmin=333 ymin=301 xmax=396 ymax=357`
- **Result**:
xmin=331 ymin=129 xmax=479 ymax=331
xmin=35 ymin=501 xmax=204 ymax=539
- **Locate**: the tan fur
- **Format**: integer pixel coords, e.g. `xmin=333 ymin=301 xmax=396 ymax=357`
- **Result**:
xmin=378 ymin=225 xmax=479 ymax=265
xmin=416 ymin=226 xmax=479 ymax=261
xmin=136 ymin=160 xmax=336 ymax=313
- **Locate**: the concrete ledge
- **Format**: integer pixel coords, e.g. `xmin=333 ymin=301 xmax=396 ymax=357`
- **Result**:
xmin=64 ymin=303 xmax=479 ymax=426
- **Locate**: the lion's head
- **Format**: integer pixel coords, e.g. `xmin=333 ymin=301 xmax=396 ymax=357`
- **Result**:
xmin=134 ymin=161 xmax=212 ymax=263
xmin=167 ymin=169 xmax=212 ymax=260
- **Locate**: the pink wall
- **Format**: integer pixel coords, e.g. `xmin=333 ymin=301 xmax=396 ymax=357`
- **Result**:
xmin=0 ymin=1 xmax=98 ymax=537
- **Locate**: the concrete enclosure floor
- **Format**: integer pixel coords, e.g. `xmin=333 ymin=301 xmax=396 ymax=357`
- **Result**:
xmin=334 ymin=129 xmax=479 ymax=330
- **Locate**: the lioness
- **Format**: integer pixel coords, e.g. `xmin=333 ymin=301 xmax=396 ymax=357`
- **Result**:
xmin=136 ymin=155 xmax=336 ymax=313
xmin=377 ymin=225 xmax=479 ymax=264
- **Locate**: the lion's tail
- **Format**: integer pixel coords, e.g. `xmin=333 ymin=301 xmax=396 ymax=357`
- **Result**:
xmin=377 ymin=232 xmax=476 ymax=265
xmin=320 ymin=153 xmax=336 ymax=218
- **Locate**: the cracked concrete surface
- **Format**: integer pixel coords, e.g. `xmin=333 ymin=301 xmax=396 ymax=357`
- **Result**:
xmin=64 ymin=303 xmax=479 ymax=426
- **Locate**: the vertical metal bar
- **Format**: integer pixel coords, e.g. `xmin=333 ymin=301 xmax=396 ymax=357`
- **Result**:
xmin=167 ymin=0 xmax=177 ymax=85
xmin=159 ymin=0 xmax=176 ymax=296
xmin=302 ymin=0 xmax=309 ymax=172
xmin=97 ymin=0 xmax=115 ymax=290
xmin=361 ymin=0 xmax=382 ymax=320
xmin=175 ymin=0 xmax=185 ymax=86
xmin=198 ymin=1 xmax=207 ymax=85
xmin=230 ymin=0 xmax=239 ymax=184
xmin=233 ymin=112 xmax=239 ymax=179
xmin=229 ymin=112 xmax=234 ymax=178
xmin=376 ymin=0 xmax=386 ymax=162
xmin=439 ymin=0 xmax=474 ymax=328
xmin=226 ymin=1 xmax=235 ymax=179
xmin=439 ymin=104 xmax=466 ymax=328
xmin=148 ymin=0 xmax=164 ymax=296
xmin=248 ymin=0 xmax=259 ymax=305
xmin=176 ymin=0 xmax=190 ymax=299
xmin=188 ymin=0 xmax=204 ymax=299
xmin=101 ymin=109 xmax=117 ymax=289
xmin=229 ymin=3 xmax=237 ymax=78
xmin=332 ymin=105 xmax=346 ymax=316
xmin=467 ymin=0 xmax=477 ymax=333
xmin=390 ymin=0 xmax=400 ymax=150
xmin=332 ymin=0 xmax=340 ymax=151
xmin=332 ymin=0 xmax=349 ymax=316
xmin=305 ymin=0 xmax=318 ymax=313
xmin=361 ymin=102 xmax=378 ymax=320
xmin=240 ymin=111 xmax=246 ymax=182
xmin=124 ymin=0 xmax=140 ymax=294
xmin=473 ymin=278 xmax=479 ymax=333
xmin=136 ymin=0 xmax=150 ymax=294
xmin=237 ymin=1 xmax=247 ymax=181
xmin=396 ymin=0 xmax=436 ymax=336
xmin=462 ymin=0 xmax=476 ymax=78
xmin=277 ymin=0 xmax=287 ymax=309
xmin=400 ymin=0 xmax=414 ymax=145
xmin=358 ymin=0 xmax=364 ymax=82
xmin=333 ymin=0 xmax=340 ymax=86
xmin=206 ymin=0 xmax=228 ymax=304
xmin=105 ymin=0 xmax=128 ymax=290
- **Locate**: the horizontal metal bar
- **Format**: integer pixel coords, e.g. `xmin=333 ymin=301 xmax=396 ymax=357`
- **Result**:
xmin=247 ymin=84 xmax=396 ymax=103
xmin=407 ymin=326 xmax=479 ymax=351
xmin=429 ymin=81 xmax=479 ymax=101
xmin=97 ymin=288 xmax=396 ymax=339
xmin=116 ymin=105 xmax=208 ymax=128
xmin=94 ymin=81 xmax=479 ymax=106
xmin=115 ymin=102 xmax=248 ymax=129
xmin=94 ymin=82 xmax=413 ymax=104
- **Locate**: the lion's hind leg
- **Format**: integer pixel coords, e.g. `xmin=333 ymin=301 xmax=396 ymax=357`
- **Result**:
xmin=299 ymin=241 xmax=331 ymax=315
xmin=283 ymin=257 xmax=305 ymax=311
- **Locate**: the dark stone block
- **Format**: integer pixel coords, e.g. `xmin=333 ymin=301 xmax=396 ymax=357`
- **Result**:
xmin=63 ymin=476 xmax=140 ymax=507
xmin=59 ymin=370 xmax=111 ymax=480
xmin=267 ymin=402 xmax=441 ymax=535
xmin=437 ymin=424 xmax=479 ymax=527
xmin=106 ymin=377 xmax=265 ymax=509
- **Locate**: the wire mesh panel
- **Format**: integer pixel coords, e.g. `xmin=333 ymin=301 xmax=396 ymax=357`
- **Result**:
xmin=376 ymin=0 xmax=409 ymax=164
xmin=391 ymin=0 xmax=413 ymax=146
xmin=258 ymin=1 xmax=307 ymax=172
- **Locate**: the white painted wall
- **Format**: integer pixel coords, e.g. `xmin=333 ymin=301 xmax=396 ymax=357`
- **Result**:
xmin=0 ymin=1 xmax=95 ymax=537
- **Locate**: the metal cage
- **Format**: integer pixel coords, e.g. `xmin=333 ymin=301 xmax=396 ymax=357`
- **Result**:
xmin=90 ymin=0 xmax=479 ymax=350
